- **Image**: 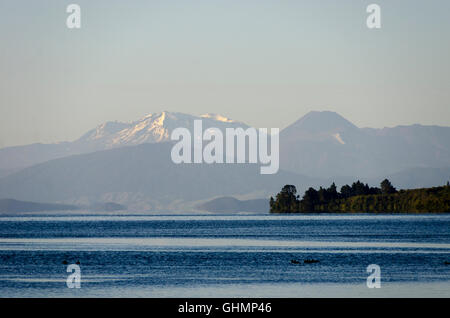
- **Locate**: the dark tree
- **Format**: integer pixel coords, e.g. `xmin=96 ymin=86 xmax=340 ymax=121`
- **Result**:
xmin=380 ymin=179 xmax=397 ymax=194
xmin=351 ymin=181 xmax=366 ymax=196
xmin=281 ymin=185 xmax=297 ymax=197
xmin=269 ymin=196 xmax=275 ymax=210
xmin=300 ymin=187 xmax=319 ymax=212
xmin=369 ymin=186 xmax=381 ymax=195
xmin=340 ymin=184 xmax=352 ymax=198
xmin=318 ymin=187 xmax=327 ymax=203
xmin=327 ymin=182 xmax=338 ymax=200
xmin=270 ymin=185 xmax=299 ymax=213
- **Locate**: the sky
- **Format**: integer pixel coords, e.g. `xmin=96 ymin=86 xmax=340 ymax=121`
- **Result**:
xmin=0 ymin=0 xmax=449 ymax=148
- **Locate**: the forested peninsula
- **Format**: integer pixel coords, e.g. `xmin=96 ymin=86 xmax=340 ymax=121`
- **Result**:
xmin=270 ymin=180 xmax=450 ymax=213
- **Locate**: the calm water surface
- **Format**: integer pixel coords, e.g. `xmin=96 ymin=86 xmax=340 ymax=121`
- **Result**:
xmin=0 ymin=213 xmax=449 ymax=297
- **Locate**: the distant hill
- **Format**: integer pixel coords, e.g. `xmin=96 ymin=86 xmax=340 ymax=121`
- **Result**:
xmin=0 ymin=199 xmax=79 ymax=213
xmin=280 ymin=111 xmax=450 ymax=179
xmin=198 ymin=197 xmax=268 ymax=213
xmin=378 ymin=167 xmax=450 ymax=189
xmin=0 ymin=111 xmax=249 ymax=175
xmin=0 ymin=142 xmax=322 ymax=211
xmin=0 ymin=199 xmax=126 ymax=213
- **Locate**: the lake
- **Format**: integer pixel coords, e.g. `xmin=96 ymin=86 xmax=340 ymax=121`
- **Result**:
xmin=0 ymin=213 xmax=449 ymax=297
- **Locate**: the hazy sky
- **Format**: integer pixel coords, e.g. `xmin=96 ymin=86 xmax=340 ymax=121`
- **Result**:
xmin=1 ymin=0 xmax=449 ymax=148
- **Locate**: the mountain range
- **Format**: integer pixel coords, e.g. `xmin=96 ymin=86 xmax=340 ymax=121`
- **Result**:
xmin=0 ymin=110 xmax=449 ymax=212
xmin=0 ymin=112 xmax=248 ymax=177
xmin=280 ymin=111 xmax=450 ymax=178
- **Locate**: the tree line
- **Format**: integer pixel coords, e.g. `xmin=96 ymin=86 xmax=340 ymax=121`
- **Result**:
xmin=270 ymin=179 xmax=450 ymax=213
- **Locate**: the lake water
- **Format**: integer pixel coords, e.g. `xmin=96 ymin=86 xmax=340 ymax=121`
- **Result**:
xmin=0 ymin=213 xmax=449 ymax=297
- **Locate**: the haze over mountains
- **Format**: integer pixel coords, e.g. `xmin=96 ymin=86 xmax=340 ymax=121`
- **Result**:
xmin=280 ymin=111 xmax=450 ymax=178
xmin=0 ymin=110 xmax=449 ymax=212
xmin=0 ymin=112 xmax=248 ymax=176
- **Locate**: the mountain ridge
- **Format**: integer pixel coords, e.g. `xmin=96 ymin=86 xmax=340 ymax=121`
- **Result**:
xmin=0 ymin=110 xmax=449 ymax=210
xmin=0 ymin=111 xmax=248 ymax=175
xmin=280 ymin=111 xmax=450 ymax=178
xmin=0 ymin=142 xmax=325 ymax=211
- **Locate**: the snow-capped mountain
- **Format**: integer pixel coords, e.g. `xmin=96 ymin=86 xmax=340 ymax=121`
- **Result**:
xmin=77 ymin=111 xmax=247 ymax=149
xmin=1 ymin=110 xmax=449 ymax=211
xmin=0 ymin=111 xmax=249 ymax=176
xmin=0 ymin=110 xmax=449 ymax=184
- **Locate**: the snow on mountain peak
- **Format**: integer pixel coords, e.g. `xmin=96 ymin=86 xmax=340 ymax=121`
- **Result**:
xmin=201 ymin=113 xmax=235 ymax=123
xmin=78 ymin=121 xmax=131 ymax=142
xmin=76 ymin=111 xmax=246 ymax=150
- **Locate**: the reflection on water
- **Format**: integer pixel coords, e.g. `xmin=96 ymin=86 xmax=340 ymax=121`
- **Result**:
xmin=0 ymin=214 xmax=449 ymax=297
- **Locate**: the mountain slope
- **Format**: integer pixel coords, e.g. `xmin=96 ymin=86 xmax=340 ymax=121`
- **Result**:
xmin=0 ymin=111 xmax=248 ymax=175
xmin=280 ymin=111 xmax=450 ymax=179
xmin=77 ymin=111 xmax=248 ymax=149
xmin=0 ymin=142 xmax=323 ymax=211
xmin=1 ymin=110 xmax=449 ymax=190
xmin=198 ymin=197 xmax=268 ymax=213
xmin=375 ymin=167 xmax=450 ymax=189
